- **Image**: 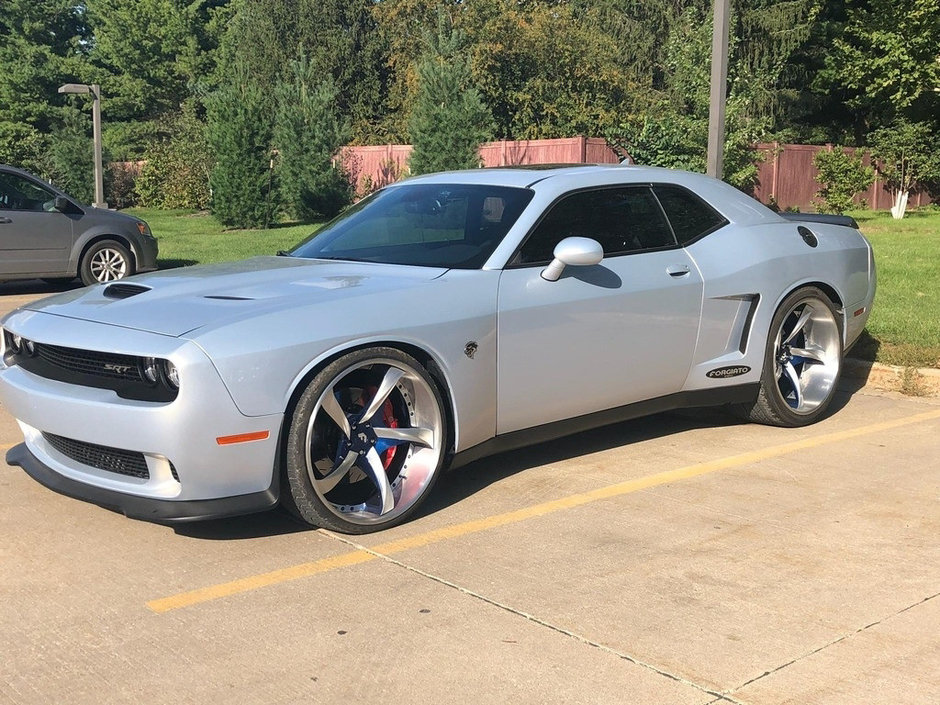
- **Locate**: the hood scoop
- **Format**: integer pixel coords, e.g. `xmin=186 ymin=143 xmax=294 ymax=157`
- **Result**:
xmin=103 ymin=283 xmax=151 ymax=299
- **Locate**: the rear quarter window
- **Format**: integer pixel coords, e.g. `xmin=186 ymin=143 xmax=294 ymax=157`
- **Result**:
xmin=653 ymin=184 xmax=728 ymax=245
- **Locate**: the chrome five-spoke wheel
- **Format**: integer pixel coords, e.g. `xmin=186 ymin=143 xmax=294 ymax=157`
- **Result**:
xmin=283 ymin=348 xmax=446 ymax=533
xmin=746 ymin=287 xmax=843 ymax=427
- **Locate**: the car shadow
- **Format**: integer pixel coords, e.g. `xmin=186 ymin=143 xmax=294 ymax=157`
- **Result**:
xmin=171 ymin=507 xmax=311 ymax=540
xmin=423 ymin=407 xmax=745 ymax=518
xmin=156 ymin=258 xmax=198 ymax=269
xmin=0 ymin=278 xmax=83 ymax=295
xmin=171 ymin=406 xmax=747 ymax=541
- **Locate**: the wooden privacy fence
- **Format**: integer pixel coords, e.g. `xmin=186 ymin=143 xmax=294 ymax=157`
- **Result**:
xmin=340 ymin=136 xmax=619 ymax=196
xmin=112 ymin=138 xmax=934 ymax=212
xmin=754 ymin=142 xmax=933 ymax=211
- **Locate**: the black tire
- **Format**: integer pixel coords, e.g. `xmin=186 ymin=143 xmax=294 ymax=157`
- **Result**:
xmin=80 ymin=240 xmax=134 ymax=286
xmin=282 ymin=347 xmax=447 ymax=534
xmin=739 ymin=286 xmax=843 ymax=427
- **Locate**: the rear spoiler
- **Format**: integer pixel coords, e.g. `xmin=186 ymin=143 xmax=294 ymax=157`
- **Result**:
xmin=779 ymin=213 xmax=859 ymax=229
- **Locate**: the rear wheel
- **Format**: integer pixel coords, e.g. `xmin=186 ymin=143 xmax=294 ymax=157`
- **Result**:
xmin=742 ymin=287 xmax=843 ymax=427
xmin=282 ymin=347 xmax=447 ymax=533
xmin=80 ymin=240 xmax=133 ymax=285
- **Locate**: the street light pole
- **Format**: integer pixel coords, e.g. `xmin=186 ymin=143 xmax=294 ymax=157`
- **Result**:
xmin=706 ymin=0 xmax=730 ymax=180
xmin=90 ymin=84 xmax=105 ymax=208
xmin=57 ymin=83 xmax=107 ymax=209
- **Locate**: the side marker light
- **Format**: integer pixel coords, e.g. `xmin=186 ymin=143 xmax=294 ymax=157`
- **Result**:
xmin=216 ymin=431 xmax=270 ymax=446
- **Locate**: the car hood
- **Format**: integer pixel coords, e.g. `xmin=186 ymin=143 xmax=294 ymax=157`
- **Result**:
xmin=21 ymin=257 xmax=448 ymax=337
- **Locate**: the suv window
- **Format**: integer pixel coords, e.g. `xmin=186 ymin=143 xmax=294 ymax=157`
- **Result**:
xmin=516 ymin=186 xmax=677 ymax=264
xmin=0 ymin=172 xmax=56 ymax=212
xmin=653 ymin=184 xmax=728 ymax=245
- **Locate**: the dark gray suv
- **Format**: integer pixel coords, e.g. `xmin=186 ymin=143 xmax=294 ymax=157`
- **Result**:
xmin=0 ymin=164 xmax=158 ymax=286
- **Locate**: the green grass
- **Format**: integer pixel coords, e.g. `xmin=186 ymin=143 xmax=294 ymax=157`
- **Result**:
xmin=124 ymin=208 xmax=324 ymax=269
xmin=848 ymin=207 xmax=940 ymax=368
xmin=124 ymin=206 xmax=940 ymax=369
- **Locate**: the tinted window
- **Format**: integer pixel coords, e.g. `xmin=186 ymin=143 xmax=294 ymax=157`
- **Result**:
xmin=516 ymin=186 xmax=676 ymax=264
xmin=290 ymin=183 xmax=533 ymax=269
xmin=653 ymin=185 xmax=727 ymax=244
xmin=0 ymin=172 xmax=55 ymax=212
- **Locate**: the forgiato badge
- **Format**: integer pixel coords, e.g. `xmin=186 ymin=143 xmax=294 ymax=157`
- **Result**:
xmin=706 ymin=365 xmax=751 ymax=379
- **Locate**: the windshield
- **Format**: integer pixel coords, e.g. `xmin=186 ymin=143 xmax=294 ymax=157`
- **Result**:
xmin=290 ymin=183 xmax=534 ymax=269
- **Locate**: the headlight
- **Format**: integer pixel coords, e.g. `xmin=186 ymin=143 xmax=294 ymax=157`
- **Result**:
xmin=135 ymin=221 xmax=152 ymax=237
xmin=142 ymin=356 xmax=159 ymax=383
xmin=141 ymin=356 xmax=178 ymax=390
xmin=163 ymin=360 xmax=179 ymax=389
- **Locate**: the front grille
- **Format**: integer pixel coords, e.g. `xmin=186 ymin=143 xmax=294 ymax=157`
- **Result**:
xmin=33 ymin=342 xmax=143 ymax=383
xmin=3 ymin=331 xmax=178 ymax=402
xmin=42 ymin=432 xmax=150 ymax=479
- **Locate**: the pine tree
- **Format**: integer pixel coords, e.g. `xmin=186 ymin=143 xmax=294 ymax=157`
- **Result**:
xmin=274 ymin=55 xmax=351 ymax=221
xmin=408 ymin=16 xmax=493 ymax=175
xmin=206 ymin=64 xmax=272 ymax=228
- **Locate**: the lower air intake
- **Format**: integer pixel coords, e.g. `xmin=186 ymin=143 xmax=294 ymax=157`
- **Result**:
xmin=42 ymin=432 xmax=150 ymax=479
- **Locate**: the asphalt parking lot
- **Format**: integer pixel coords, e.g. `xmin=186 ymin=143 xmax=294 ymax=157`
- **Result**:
xmin=1 ymin=283 xmax=938 ymax=705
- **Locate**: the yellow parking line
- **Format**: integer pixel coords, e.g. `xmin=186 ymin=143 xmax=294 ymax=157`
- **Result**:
xmin=147 ymin=407 xmax=940 ymax=614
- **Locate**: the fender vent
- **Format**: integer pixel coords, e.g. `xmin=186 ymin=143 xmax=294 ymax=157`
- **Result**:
xmin=103 ymin=283 xmax=151 ymax=299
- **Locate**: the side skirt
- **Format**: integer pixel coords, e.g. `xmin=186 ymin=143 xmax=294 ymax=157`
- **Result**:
xmin=449 ymin=383 xmax=759 ymax=470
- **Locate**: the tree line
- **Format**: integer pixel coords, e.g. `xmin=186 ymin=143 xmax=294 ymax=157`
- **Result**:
xmin=1 ymin=0 xmax=938 ymax=226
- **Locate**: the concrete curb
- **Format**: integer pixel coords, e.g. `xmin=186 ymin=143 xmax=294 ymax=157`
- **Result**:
xmin=843 ymin=358 xmax=940 ymax=397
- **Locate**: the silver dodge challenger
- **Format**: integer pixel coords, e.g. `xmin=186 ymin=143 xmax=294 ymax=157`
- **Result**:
xmin=0 ymin=166 xmax=875 ymax=533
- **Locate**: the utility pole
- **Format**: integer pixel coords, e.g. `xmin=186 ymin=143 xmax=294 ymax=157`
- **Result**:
xmin=706 ymin=0 xmax=730 ymax=180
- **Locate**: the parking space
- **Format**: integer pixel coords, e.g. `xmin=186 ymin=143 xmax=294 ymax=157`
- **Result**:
xmin=1 ymin=287 xmax=939 ymax=704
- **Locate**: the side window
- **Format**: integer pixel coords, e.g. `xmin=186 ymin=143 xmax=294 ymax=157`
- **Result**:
xmin=653 ymin=184 xmax=728 ymax=245
xmin=516 ymin=186 xmax=677 ymax=264
xmin=0 ymin=172 xmax=55 ymax=212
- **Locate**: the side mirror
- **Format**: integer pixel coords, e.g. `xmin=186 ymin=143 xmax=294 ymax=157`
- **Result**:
xmin=540 ymin=237 xmax=604 ymax=281
xmin=54 ymin=195 xmax=71 ymax=212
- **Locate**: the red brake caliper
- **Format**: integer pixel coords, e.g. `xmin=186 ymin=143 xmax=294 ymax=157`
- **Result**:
xmin=364 ymin=385 xmax=400 ymax=469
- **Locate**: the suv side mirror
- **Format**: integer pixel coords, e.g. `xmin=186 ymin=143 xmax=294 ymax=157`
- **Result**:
xmin=541 ymin=237 xmax=604 ymax=281
xmin=54 ymin=195 xmax=71 ymax=212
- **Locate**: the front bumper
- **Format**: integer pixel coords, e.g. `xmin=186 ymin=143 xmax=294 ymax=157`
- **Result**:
xmin=7 ymin=443 xmax=278 ymax=522
xmin=133 ymin=233 xmax=159 ymax=273
xmin=0 ymin=311 xmax=284 ymax=519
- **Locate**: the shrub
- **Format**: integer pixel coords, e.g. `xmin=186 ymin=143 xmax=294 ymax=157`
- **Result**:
xmin=812 ymin=147 xmax=874 ymax=214
xmin=137 ymin=104 xmax=212 ymax=210
xmin=105 ymin=161 xmax=140 ymax=208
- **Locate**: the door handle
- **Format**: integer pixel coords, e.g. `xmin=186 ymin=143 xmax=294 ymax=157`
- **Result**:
xmin=0 ymin=217 xmax=12 ymax=224
xmin=666 ymin=265 xmax=691 ymax=278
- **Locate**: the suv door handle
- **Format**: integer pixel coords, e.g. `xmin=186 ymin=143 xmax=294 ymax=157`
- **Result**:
xmin=0 ymin=217 xmax=12 ymax=224
xmin=666 ymin=265 xmax=690 ymax=277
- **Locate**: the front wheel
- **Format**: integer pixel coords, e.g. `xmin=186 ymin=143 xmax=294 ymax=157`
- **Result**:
xmin=282 ymin=347 xmax=447 ymax=533
xmin=80 ymin=240 xmax=134 ymax=285
xmin=742 ymin=287 xmax=843 ymax=427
